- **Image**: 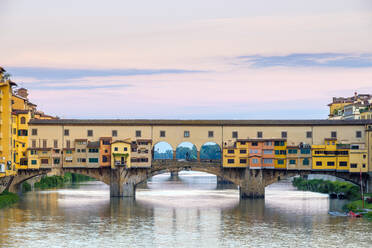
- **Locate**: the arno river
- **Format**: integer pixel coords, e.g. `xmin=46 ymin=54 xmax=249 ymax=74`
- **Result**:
xmin=0 ymin=172 xmax=371 ymax=248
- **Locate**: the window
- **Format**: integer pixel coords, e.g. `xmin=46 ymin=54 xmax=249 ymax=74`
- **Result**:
xmin=114 ymin=147 xmax=118 ymax=152
xmin=257 ymin=131 xmax=263 ymax=138
xmin=184 ymin=131 xmax=190 ymax=138
xmin=252 ymin=158 xmax=259 ymax=164
xmin=327 ymin=161 xmax=335 ymax=166
xmin=240 ymin=141 xmax=246 ymax=145
xmin=263 ymin=158 xmax=273 ymax=164
xmin=331 ymin=131 xmax=337 ymax=138
xmin=300 ymin=148 xmax=310 ymax=154
xmin=264 ymin=141 xmax=272 ymax=146
xmin=87 ymin=130 xmax=93 ymax=137
xmin=124 ymin=147 xmax=128 ymax=151
xmin=31 ymin=160 xmax=37 ymax=165
xmin=65 ymin=150 xmax=72 ymax=154
xmin=54 ymin=158 xmax=60 ymax=164
xmin=136 ymin=130 xmax=141 ymax=137
xmin=227 ymin=149 xmax=234 ymax=154
xmin=356 ymin=131 xmax=362 ymax=138
xmin=240 ymin=159 xmax=247 ymax=164
xmin=20 ymin=117 xmax=26 ymax=124
xmin=112 ymin=130 xmax=118 ymax=137
xmin=41 ymin=159 xmax=48 ymax=164
xmin=274 ymin=141 xmax=285 ymax=146
xmin=303 ymin=158 xmax=309 ymax=166
xmin=43 ymin=139 xmax=47 ymax=148
xmin=289 ymin=159 xmax=296 ymax=165
xmin=64 ymin=129 xmax=69 ymax=136
xmin=339 ymin=161 xmax=347 ymax=167
xmin=160 ymin=130 xmax=166 ymax=137
xmin=350 ymin=163 xmax=357 ymax=168
xmin=363 ymin=164 xmax=366 ymax=168
xmin=251 ymin=142 xmax=258 ymax=146
xmin=227 ymin=159 xmax=234 ymax=164
xmin=66 ymin=140 xmax=70 ymax=148
xmin=32 ymin=140 xmax=36 ymax=148
xmin=232 ymin=131 xmax=238 ymax=138
xmin=30 ymin=150 xmax=36 ymax=155
xmin=18 ymin=130 xmax=28 ymax=136
xmin=89 ymin=158 xmax=99 ymax=163
xmin=281 ymin=131 xmax=287 ymax=138
xmin=13 ymin=128 xmax=16 ymax=135
xmin=102 ymin=156 xmax=108 ymax=162
xmin=288 ymin=149 xmax=297 ymax=154
xmin=88 ymin=148 xmax=99 ymax=153
xmin=250 ymin=149 xmax=258 ymax=154
xmin=351 ymin=145 xmax=359 ymax=150
xmin=306 ymin=131 xmax=312 ymax=138
xmin=316 ymin=161 xmax=322 ymax=166
xmin=82 ymin=149 xmax=86 ymax=153
xmin=277 ymin=159 xmax=284 ymax=165
xmin=208 ymin=131 xmax=214 ymax=137
xmin=263 ymin=149 xmax=273 ymax=154
xmin=240 ymin=149 xmax=247 ymax=154
xmin=54 ymin=140 xmax=58 ymax=148
xmin=31 ymin=129 xmax=38 ymax=136
xmin=363 ymin=154 xmax=366 ymax=159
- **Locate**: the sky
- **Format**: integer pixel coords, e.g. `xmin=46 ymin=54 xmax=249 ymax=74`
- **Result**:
xmin=1 ymin=0 xmax=372 ymax=119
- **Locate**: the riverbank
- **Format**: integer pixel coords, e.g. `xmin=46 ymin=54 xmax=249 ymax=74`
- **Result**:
xmin=292 ymin=177 xmax=360 ymax=200
xmin=293 ymin=177 xmax=372 ymax=219
xmin=0 ymin=191 xmax=19 ymax=209
xmin=34 ymin=172 xmax=94 ymax=189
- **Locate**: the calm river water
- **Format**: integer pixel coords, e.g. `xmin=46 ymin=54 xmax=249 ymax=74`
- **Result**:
xmin=0 ymin=172 xmax=371 ymax=248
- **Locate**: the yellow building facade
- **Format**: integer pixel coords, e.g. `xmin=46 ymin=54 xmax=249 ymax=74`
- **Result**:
xmin=222 ymin=140 xmax=249 ymax=168
xmin=111 ymin=140 xmax=131 ymax=169
xmin=0 ymin=70 xmax=17 ymax=177
xmin=274 ymin=139 xmax=287 ymax=169
xmin=312 ymin=138 xmax=349 ymax=171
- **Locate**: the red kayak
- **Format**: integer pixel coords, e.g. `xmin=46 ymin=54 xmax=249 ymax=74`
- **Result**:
xmin=348 ymin=211 xmax=362 ymax=218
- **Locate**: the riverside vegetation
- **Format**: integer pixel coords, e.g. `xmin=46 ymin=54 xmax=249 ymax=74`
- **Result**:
xmin=292 ymin=177 xmax=372 ymax=219
xmin=0 ymin=173 xmax=93 ymax=209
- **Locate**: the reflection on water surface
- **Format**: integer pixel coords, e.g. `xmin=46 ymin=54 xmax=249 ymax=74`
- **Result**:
xmin=0 ymin=171 xmax=371 ymax=248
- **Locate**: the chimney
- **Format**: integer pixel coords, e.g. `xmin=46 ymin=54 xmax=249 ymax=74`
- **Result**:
xmin=17 ymin=88 xmax=29 ymax=99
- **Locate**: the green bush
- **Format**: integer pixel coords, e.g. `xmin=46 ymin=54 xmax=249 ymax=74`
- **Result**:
xmin=0 ymin=191 xmax=19 ymax=209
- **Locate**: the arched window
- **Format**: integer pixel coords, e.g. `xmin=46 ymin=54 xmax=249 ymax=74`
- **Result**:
xmin=20 ymin=117 xmax=26 ymax=124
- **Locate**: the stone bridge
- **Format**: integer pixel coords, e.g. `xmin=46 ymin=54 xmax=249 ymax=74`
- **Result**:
xmin=6 ymin=169 xmax=51 ymax=194
xmin=59 ymin=160 xmax=372 ymax=198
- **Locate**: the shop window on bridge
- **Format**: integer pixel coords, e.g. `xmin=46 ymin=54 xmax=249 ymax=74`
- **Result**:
xmin=240 ymin=159 xmax=247 ymax=164
xmin=263 ymin=158 xmax=273 ymax=164
xmin=102 ymin=155 xmax=108 ymax=163
xmin=240 ymin=149 xmax=247 ymax=154
xmin=20 ymin=117 xmax=26 ymax=124
xmin=89 ymin=158 xmax=99 ymax=163
xmin=363 ymin=164 xmax=366 ymax=168
xmin=288 ymin=149 xmax=297 ymax=154
xmin=302 ymin=158 xmax=309 ymax=166
xmin=289 ymin=159 xmax=296 ymax=165
xmin=227 ymin=159 xmax=234 ymax=164
xmin=327 ymin=161 xmax=335 ymax=166
xmin=18 ymin=129 xmax=28 ymax=136
xmin=339 ymin=161 xmax=347 ymax=167
xmin=54 ymin=158 xmax=60 ymax=164
xmin=274 ymin=141 xmax=285 ymax=146
xmin=277 ymin=159 xmax=284 ymax=165
xmin=200 ymin=142 xmax=221 ymax=160
xmin=154 ymin=141 xmax=173 ymax=160
xmin=316 ymin=161 xmax=322 ymax=166
xmin=228 ymin=149 xmax=234 ymax=154
xmin=263 ymin=149 xmax=273 ymax=154
xmin=252 ymin=158 xmax=259 ymax=164
xmin=350 ymin=163 xmax=357 ymax=168
xmin=251 ymin=142 xmax=258 ymax=146
xmin=300 ymin=148 xmax=310 ymax=154
xmin=31 ymin=128 xmax=38 ymax=136
xmin=31 ymin=160 xmax=37 ymax=165
xmin=41 ymin=159 xmax=49 ymax=164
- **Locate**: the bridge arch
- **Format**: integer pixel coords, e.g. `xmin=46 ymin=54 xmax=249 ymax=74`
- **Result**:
xmin=153 ymin=141 xmax=174 ymax=160
xmin=176 ymin=142 xmax=198 ymax=161
xmin=200 ymin=142 xmax=221 ymax=161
